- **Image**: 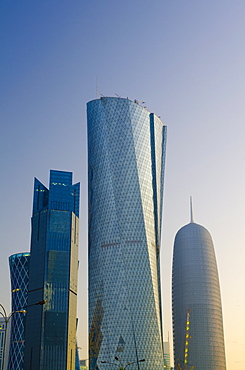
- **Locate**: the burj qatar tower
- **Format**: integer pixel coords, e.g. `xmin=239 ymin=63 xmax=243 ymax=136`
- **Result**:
xmin=172 ymin=202 xmax=226 ymax=369
xmin=87 ymin=97 xmax=167 ymax=369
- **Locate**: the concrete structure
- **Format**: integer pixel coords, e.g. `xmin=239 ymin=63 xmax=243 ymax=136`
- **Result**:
xmin=87 ymin=97 xmax=167 ymax=369
xmin=172 ymin=201 xmax=226 ymax=369
xmin=163 ymin=339 xmax=171 ymax=369
xmin=23 ymin=170 xmax=80 ymax=370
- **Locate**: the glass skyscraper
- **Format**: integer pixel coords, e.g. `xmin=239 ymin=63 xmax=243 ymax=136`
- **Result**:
xmin=8 ymin=252 xmax=30 ymax=370
xmin=0 ymin=317 xmax=11 ymax=370
xmin=87 ymin=97 xmax=167 ymax=369
xmin=172 ymin=207 xmax=226 ymax=369
xmin=23 ymin=170 xmax=80 ymax=370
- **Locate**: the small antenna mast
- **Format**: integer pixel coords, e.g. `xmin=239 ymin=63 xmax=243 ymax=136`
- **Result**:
xmin=190 ymin=196 xmax=194 ymax=223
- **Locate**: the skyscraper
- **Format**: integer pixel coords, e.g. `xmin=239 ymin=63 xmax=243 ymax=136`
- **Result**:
xmin=23 ymin=170 xmax=80 ymax=370
xmin=87 ymin=97 xmax=167 ymax=369
xmin=172 ymin=202 xmax=226 ymax=369
xmin=8 ymin=252 xmax=30 ymax=370
xmin=0 ymin=317 xmax=11 ymax=370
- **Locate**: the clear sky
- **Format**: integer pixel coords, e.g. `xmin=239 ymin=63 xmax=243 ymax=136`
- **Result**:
xmin=1 ymin=1 xmax=245 ymax=368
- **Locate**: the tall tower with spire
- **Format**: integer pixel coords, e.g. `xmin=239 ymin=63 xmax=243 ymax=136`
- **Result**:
xmin=172 ymin=199 xmax=226 ymax=369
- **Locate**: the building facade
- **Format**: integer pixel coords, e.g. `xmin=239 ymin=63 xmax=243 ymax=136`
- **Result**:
xmin=172 ymin=207 xmax=226 ymax=369
xmin=8 ymin=252 xmax=30 ymax=370
xmin=87 ymin=97 xmax=167 ymax=369
xmin=23 ymin=170 xmax=80 ymax=370
xmin=0 ymin=317 xmax=10 ymax=370
xmin=163 ymin=340 xmax=171 ymax=369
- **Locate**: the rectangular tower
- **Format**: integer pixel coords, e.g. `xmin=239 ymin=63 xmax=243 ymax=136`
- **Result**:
xmin=87 ymin=97 xmax=167 ymax=369
xmin=23 ymin=170 xmax=80 ymax=370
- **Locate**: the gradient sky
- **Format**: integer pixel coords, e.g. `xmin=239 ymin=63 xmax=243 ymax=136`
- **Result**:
xmin=1 ymin=1 xmax=245 ymax=368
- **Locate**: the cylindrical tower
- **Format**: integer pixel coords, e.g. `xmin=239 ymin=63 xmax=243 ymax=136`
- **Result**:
xmin=87 ymin=97 xmax=167 ymax=369
xmin=172 ymin=211 xmax=226 ymax=369
xmin=8 ymin=252 xmax=30 ymax=370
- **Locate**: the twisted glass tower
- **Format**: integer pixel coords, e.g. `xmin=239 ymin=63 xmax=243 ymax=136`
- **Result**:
xmin=23 ymin=170 xmax=80 ymax=370
xmin=87 ymin=97 xmax=167 ymax=369
xmin=8 ymin=252 xmax=30 ymax=370
xmin=172 ymin=204 xmax=226 ymax=369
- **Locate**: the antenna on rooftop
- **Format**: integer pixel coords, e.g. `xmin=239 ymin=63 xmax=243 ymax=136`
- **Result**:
xmin=190 ymin=196 xmax=194 ymax=223
xmin=134 ymin=99 xmax=146 ymax=105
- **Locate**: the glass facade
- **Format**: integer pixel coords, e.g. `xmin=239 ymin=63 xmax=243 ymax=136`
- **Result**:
xmin=0 ymin=319 xmax=6 ymax=370
xmin=172 ymin=220 xmax=226 ymax=369
xmin=23 ymin=170 xmax=80 ymax=370
xmin=87 ymin=97 xmax=167 ymax=369
xmin=8 ymin=252 xmax=30 ymax=370
xmin=0 ymin=318 xmax=10 ymax=370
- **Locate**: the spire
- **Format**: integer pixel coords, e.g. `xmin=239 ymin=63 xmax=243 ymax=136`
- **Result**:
xmin=190 ymin=196 xmax=194 ymax=223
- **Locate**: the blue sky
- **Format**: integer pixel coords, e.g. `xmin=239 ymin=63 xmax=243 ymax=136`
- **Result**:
xmin=1 ymin=1 xmax=245 ymax=367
